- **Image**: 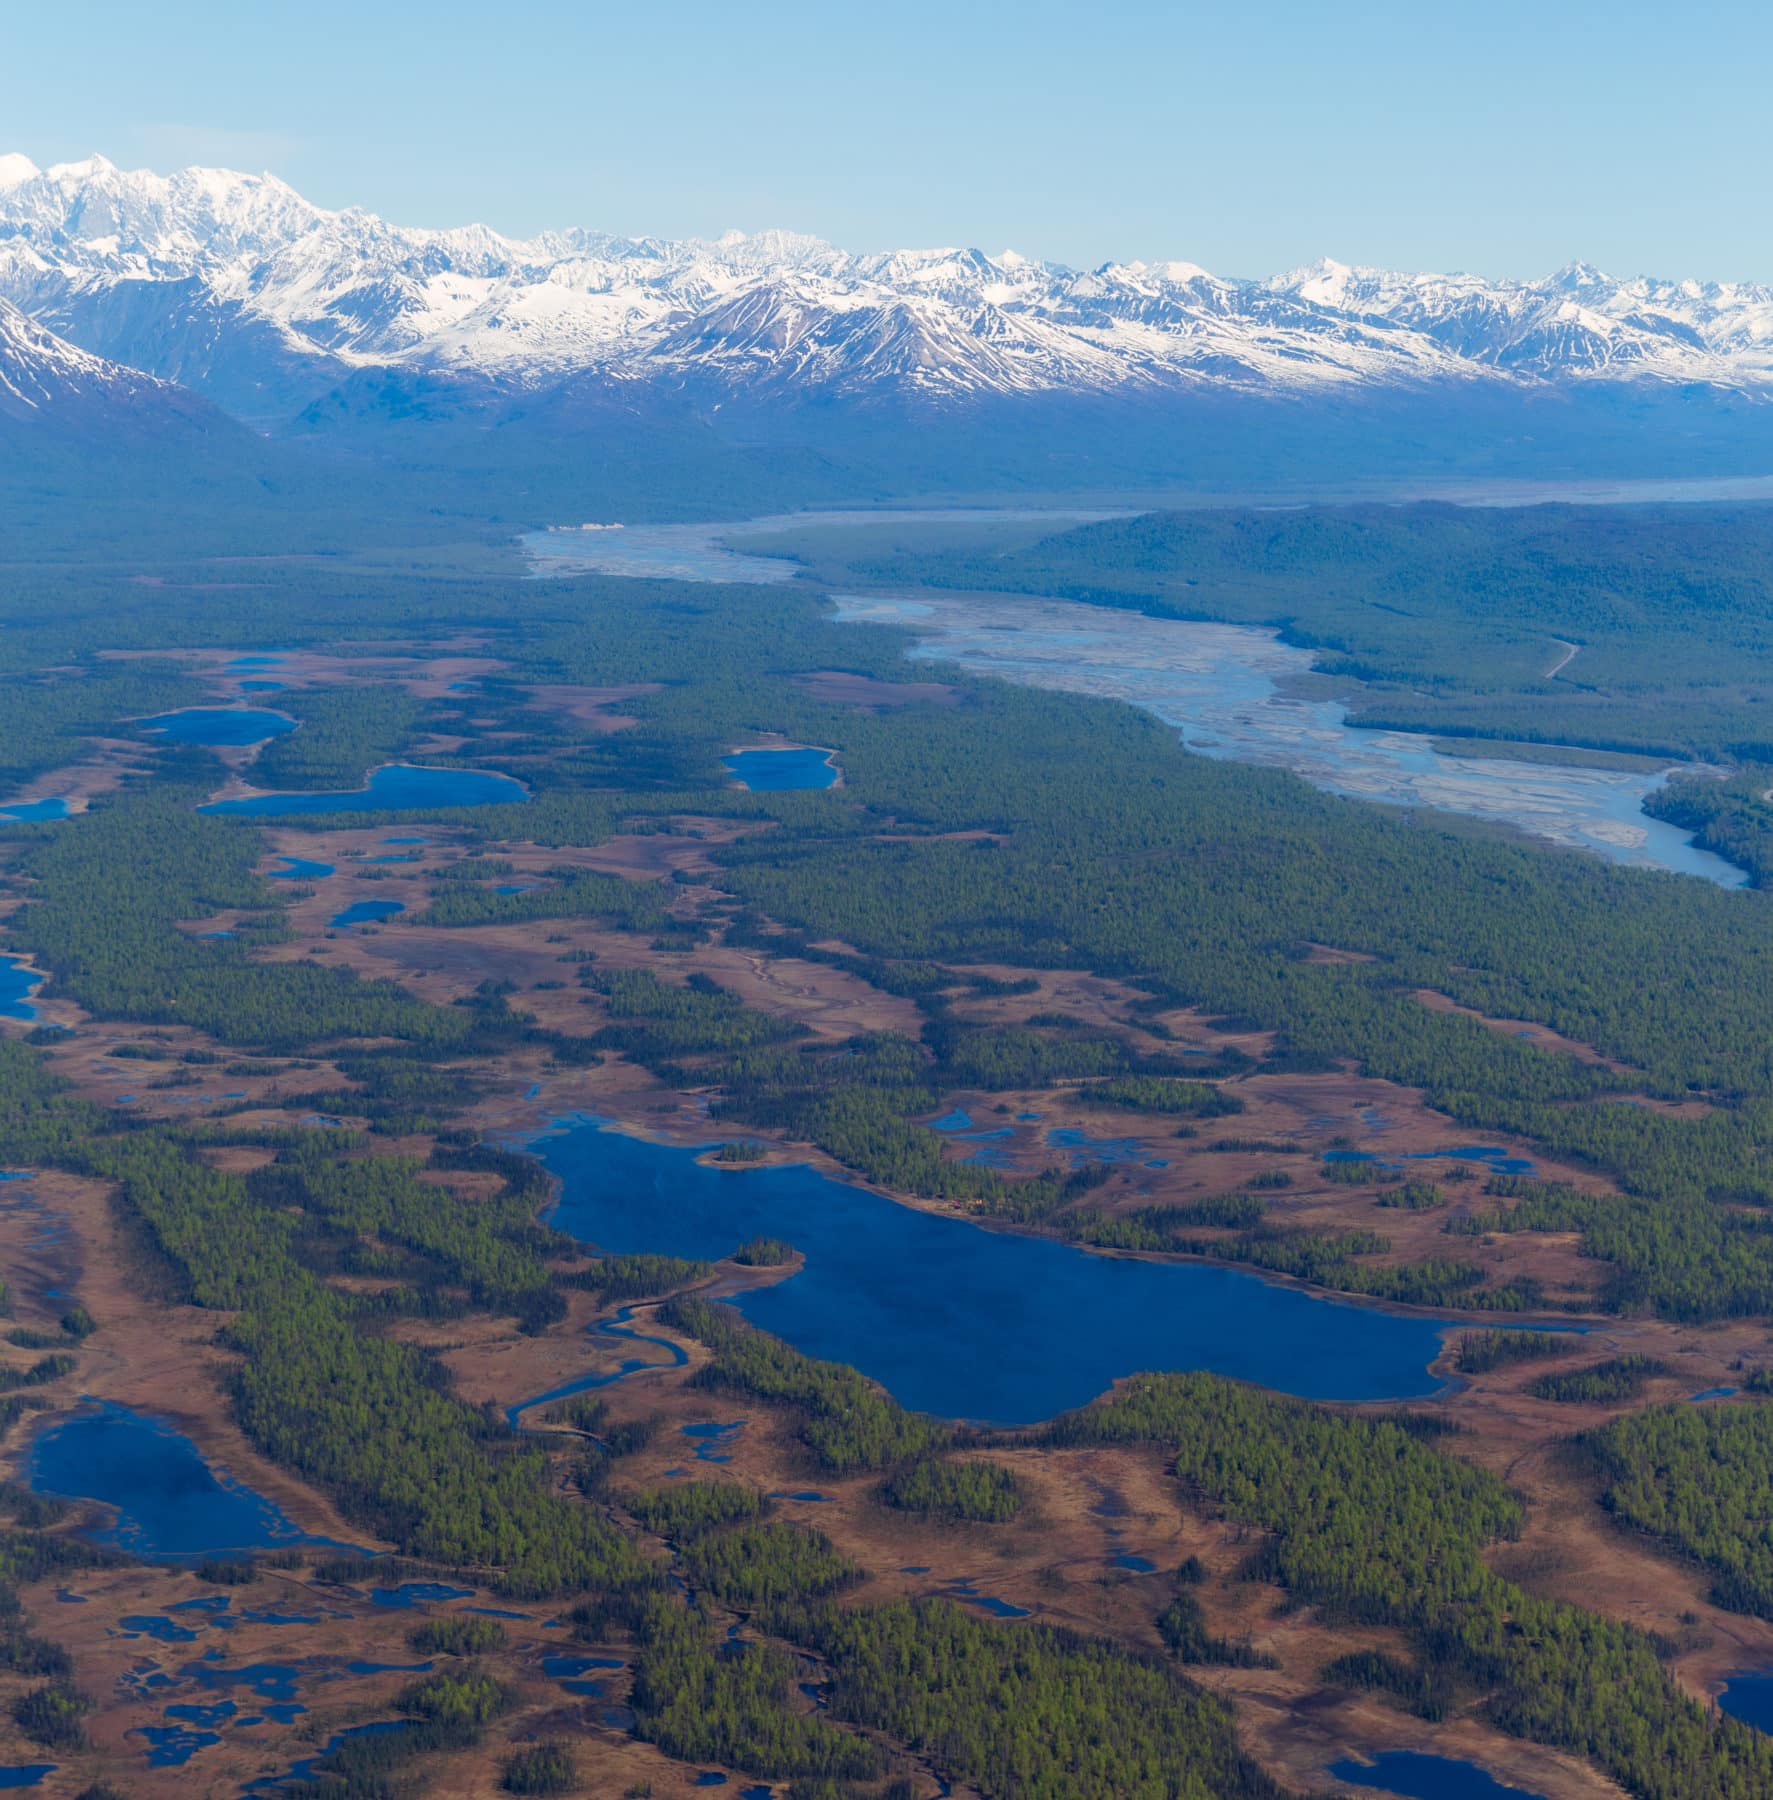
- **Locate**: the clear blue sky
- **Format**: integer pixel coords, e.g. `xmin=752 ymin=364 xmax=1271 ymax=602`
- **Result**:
xmin=14 ymin=0 xmax=1773 ymax=280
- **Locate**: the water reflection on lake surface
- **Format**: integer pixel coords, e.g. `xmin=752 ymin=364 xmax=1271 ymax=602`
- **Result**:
xmin=724 ymin=746 xmax=840 ymax=791
xmin=141 ymin=708 xmax=296 ymax=746
xmin=831 ymin=591 xmax=1747 ymax=885
xmin=27 ymin=1401 xmax=353 ymax=1559
xmin=533 ymin=1119 xmax=1450 ymax=1423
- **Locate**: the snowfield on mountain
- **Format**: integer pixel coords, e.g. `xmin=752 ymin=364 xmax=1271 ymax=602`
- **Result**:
xmin=4 ymin=153 xmax=1772 ymax=421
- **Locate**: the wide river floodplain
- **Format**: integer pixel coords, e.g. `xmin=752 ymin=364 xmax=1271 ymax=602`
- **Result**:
xmin=523 ymin=506 xmax=1745 ymax=883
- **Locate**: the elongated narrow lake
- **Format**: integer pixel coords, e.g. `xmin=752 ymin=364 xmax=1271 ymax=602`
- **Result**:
xmin=200 ymin=764 xmax=528 ymax=817
xmin=532 ymin=1120 xmax=1450 ymax=1423
xmin=141 ymin=708 xmax=297 ymax=746
xmin=1328 ymin=1752 xmax=1546 ymax=1799
xmin=0 ymin=955 xmax=41 ymax=1021
xmin=0 ymin=798 xmax=70 ymax=823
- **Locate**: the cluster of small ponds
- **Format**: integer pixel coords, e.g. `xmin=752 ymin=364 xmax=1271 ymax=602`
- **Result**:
xmin=0 ymin=602 xmax=1759 ymax=1794
xmin=22 ymin=1380 xmax=1773 ymax=1793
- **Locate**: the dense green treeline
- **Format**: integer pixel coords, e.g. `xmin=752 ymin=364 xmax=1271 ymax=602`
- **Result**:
xmin=663 ymin=1297 xmax=947 ymax=1472
xmin=245 ymin=687 xmax=428 ymax=791
xmin=7 ymin=776 xmax=501 ymax=1052
xmin=1646 ymin=765 xmax=1773 ymax=887
xmin=1071 ymin=1074 xmax=1244 ymax=1117
xmin=1589 ymin=1402 xmax=1773 ymax=1619
xmin=249 ymin=1143 xmax=568 ymax=1326
xmin=1455 ymin=1329 xmax=1577 ymax=1375
xmin=1053 ymin=1371 xmax=1773 ymax=1798
xmin=1526 ymin=1354 xmax=1667 ymax=1404
xmin=878 ymin=1457 xmax=1022 ymax=1523
xmin=75 ymin=1127 xmax=652 ymax=1595
xmin=679 ymin=1519 xmax=860 ymax=1607
xmin=794 ymin=1598 xmax=1285 ymax=1800
xmin=631 ymin=1594 xmax=884 ymax=1782
xmin=0 ymin=663 xmax=205 ymax=788
xmin=415 ymin=868 xmax=670 ymax=933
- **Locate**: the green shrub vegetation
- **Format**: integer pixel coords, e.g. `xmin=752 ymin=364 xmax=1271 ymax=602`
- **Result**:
xmin=1589 ymin=1402 xmax=1773 ymax=1618
xmin=1455 ymin=1329 xmax=1577 ymax=1375
xmin=1049 ymin=1370 xmax=1773 ymax=1798
xmin=877 ymin=1458 xmax=1022 ymax=1523
xmin=1526 ymin=1355 xmax=1667 ymax=1404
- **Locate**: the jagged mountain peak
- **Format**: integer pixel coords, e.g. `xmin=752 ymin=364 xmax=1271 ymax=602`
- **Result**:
xmin=0 ymin=291 xmax=209 ymax=429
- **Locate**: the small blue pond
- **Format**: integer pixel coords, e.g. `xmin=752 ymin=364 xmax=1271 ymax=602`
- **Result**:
xmin=723 ymin=746 xmax=839 ymax=791
xmin=329 ymin=899 xmax=405 ymax=929
xmin=142 ymin=708 xmax=297 ymax=745
xmin=0 ymin=1769 xmax=54 ymax=1789
xmin=369 ymin=1582 xmax=474 ymax=1609
xmin=0 ymin=798 xmax=70 ymax=823
xmin=946 ymin=1582 xmax=1031 ymax=1619
xmin=26 ymin=1401 xmax=356 ymax=1558
xmin=1719 ymin=1668 xmax=1773 ymax=1733
xmin=533 ymin=1119 xmax=1452 ymax=1424
xmin=683 ymin=1420 xmax=745 ymax=1463
xmin=0 ymin=956 xmax=40 ymax=1021
xmin=268 ymin=856 xmax=334 ymax=880
xmin=1328 ymin=1752 xmax=1546 ymax=1799
xmin=200 ymin=764 xmax=529 ymax=816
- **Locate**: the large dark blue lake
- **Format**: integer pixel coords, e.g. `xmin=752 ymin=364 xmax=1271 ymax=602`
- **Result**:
xmin=724 ymin=747 xmax=840 ymax=791
xmin=27 ymin=1401 xmax=351 ymax=1559
xmin=200 ymin=764 xmax=528 ymax=817
xmin=1328 ymin=1752 xmax=1545 ymax=1799
xmin=142 ymin=708 xmax=297 ymax=746
xmin=532 ymin=1120 xmax=1451 ymax=1423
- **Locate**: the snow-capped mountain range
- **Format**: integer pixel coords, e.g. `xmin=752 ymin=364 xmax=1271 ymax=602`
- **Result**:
xmin=4 ymin=152 xmax=1773 ymax=429
xmin=0 ymin=288 xmax=227 ymax=442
